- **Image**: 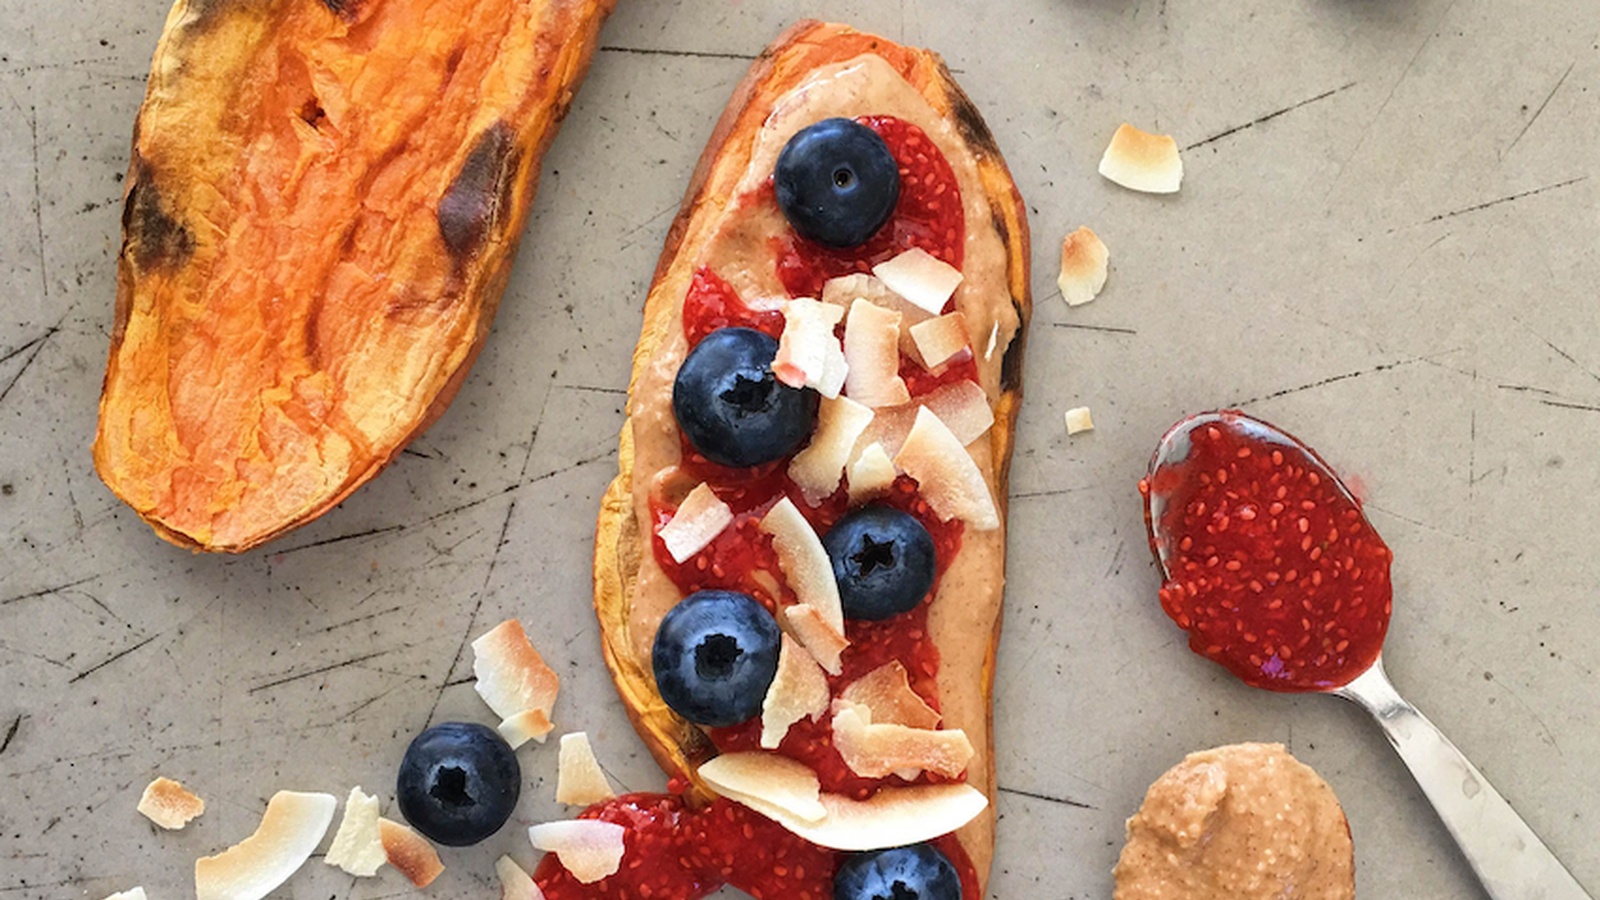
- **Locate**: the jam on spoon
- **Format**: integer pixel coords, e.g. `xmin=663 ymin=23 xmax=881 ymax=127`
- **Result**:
xmin=1139 ymin=410 xmax=1392 ymax=692
xmin=1140 ymin=410 xmax=1593 ymax=900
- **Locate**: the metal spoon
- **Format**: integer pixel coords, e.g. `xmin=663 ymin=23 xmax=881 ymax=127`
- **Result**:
xmin=1145 ymin=410 xmax=1592 ymax=900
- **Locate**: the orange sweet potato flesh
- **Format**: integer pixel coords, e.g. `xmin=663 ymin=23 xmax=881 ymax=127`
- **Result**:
xmin=94 ymin=0 xmax=615 ymax=552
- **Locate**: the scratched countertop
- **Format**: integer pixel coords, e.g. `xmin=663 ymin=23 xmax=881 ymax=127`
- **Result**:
xmin=2 ymin=1 xmax=1598 ymax=898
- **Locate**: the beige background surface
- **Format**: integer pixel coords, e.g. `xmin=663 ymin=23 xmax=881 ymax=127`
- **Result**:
xmin=2 ymin=0 xmax=1598 ymax=897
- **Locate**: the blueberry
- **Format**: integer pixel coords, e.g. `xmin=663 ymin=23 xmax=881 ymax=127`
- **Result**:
xmin=834 ymin=844 xmax=962 ymax=900
xmin=652 ymin=590 xmax=781 ymax=727
xmin=824 ymin=506 xmax=937 ymax=621
xmin=776 ymin=117 xmax=900 ymax=248
xmin=396 ymin=722 xmax=520 ymax=846
xmin=673 ymin=327 xmax=819 ymax=468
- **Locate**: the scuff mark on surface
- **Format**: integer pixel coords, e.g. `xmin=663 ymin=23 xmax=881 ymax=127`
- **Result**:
xmin=1185 ymin=82 xmax=1357 ymax=151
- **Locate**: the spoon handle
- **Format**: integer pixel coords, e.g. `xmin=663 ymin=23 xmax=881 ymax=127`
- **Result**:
xmin=1335 ymin=658 xmax=1592 ymax=900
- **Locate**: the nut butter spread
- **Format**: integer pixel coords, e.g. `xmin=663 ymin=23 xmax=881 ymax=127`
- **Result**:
xmin=1114 ymin=742 xmax=1354 ymax=900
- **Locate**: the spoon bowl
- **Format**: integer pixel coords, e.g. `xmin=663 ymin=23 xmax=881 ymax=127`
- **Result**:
xmin=1143 ymin=410 xmax=1592 ymax=900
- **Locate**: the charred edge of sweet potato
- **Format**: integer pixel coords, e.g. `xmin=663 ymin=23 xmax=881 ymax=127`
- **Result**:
xmin=121 ymin=155 xmax=195 ymax=273
xmin=320 ymin=0 xmax=365 ymax=21
xmin=941 ymin=71 xmax=1004 ymax=163
xmin=438 ymin=121 xmax=520 ymax=266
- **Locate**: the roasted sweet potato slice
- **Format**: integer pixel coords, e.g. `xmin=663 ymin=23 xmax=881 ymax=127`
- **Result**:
xmin=94 ymin=0 xmax=615 ymax=552
xmin=592 ymin=21 xmax=1030 ymax=893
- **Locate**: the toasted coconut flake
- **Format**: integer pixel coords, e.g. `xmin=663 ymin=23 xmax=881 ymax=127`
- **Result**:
xmin=847 ymin=442 xmax=898 ymax=505
xmin=857 ymin=406 xmax=914 ymax=462
xmin=1099 ymin=123 xmax=1183 ymax=194
xmin=859 ymin=381 xmax=992 ymax=461
xmin=789 ymin=396 xmax=874 ymax=505
xmin=528 ymin=820 xmax=626 ymax=884
xmin=872 ymin=248 xmax=964 ymax=315
xmin=473 ymin=619 xmax=560 ymax=746
xmin=761 ymin=633 xmax=832 ymax=749
xmin=822 ymin=273 xmax=932 ymax=358
xmin=840 ymin=662 xmax=939 ymax=729
xmin=379 ymin=817 xmax=444 ymax=888
xmin=102 ymin=889 xmax=147 ymax=900
xmin=324 ymin=786 xmax=385 ymax=877
xmin=698 ymin=752 xmax=827 ymax=824
xmin=843 ymin=298 xmax=910 ymax=408
xmin=783 ymin=603 xmax=847 ymax=676
xmin=499 ymin=708 xmax=555 ymax=748
xmin=659 ymin=483 xmax=734 ymax=564
xmin=821 ymin=273 xmax=931 ymax=325
xmin=1059 ymin=226 xmax=1110 ymax=306
xmin=894 ymin=407 xmax=999 ymax=530
xmin=922 ymin=381 xmax=994 ymax=446
xmin=1065 ymin=406 xmax=1095 ymax=435
xmin=194 ymin=791 xmax=335 ymax=900
xmin=138 ymin=776 xmax=205 ymax=830
xmin=774 ymin=298 xmax=848 ymax=397
xmin=909 ymin=314 xmax=971 ymax=371
xmin=761 ymin=498 xmax=844 ymax=631
xmin=496 ymin=856 xmax=546 ymax=900
xmin=747 ymin=783 xmax=988 ymax=851
xmin=557 ymin=732 xmax=616 ymax=806
xmin=832 ymin=701 xmax=974 ymax=779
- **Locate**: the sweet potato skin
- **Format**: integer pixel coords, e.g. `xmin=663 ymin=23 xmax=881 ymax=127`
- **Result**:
xmin=94 ymin=0 xmax=615 ymax=552
xmin=592 ymin=20 xmax=1031 ymax=892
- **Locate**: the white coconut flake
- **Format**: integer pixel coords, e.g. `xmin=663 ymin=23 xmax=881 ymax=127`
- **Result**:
xmin=499 ymin=708 xmax=555 ymax=748
xmin=1099 ymin=123 xmax=1183 ymax=194
xmin=529 ymin=820 xmax=626 ymax=884
xmin=774 ymin=298 xmax=848 ymax=397
xmin=840 ymin=661 xmax=939 ymax=729
xmin=659 ymin=483 xmax=734 ymax=563
xmin=894 ymin=407 xmax=1000 ymax=530
xmin=909 ymin=313 xmax=971 ymax=371
xmin=789 ymin=396 xmax=875 ymax=505
xmin=761 ymin=498 xmax=844 ymax=632
xmin=725 ymin=783 xmax=989 ymax=852
xmin=843 ymin=298 xmax=911 ymax=408
xmin=698 ymin=752 xmax=827 ymax=824
xmin=557 ymin=732 xmax=617 ymax=807
xmin=847 ymin=442 xmax=899 ymax=504
xmin=872 ymin=248 xmax=964 ymax=315
xmin=473 ymin=619 xmax=561 ymax=746
xmin=324 ymin=786 xmax=385 ymax=877
xmin=194 ymin=791 xmax=336 ymax=900
xmin=1065 ymin=406 xmax=1095 ymax=435
xmin=379 ymin=818 xmax=444 ymax=887
xmin=784 ymin=603 xmax=848 ymax=676
xmin=137 ymin=776 xmax=205 ymax=830
xmin=1058 ymin=226 xmax=1110 ymax=307
xmin=831 ymin=700 xmax=974 ymax=779
xmin=496 ymin=856 xmax=546 ymax=900
xmin=760 ymin=633 xmax=832 ymax=749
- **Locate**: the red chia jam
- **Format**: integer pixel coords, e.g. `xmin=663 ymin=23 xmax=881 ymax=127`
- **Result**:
xmin=1139 ymin=411 xmax=1394 ymax=692
xmin=534 ymin=793 xmax=980 ymax=900
xmin=775 ymin=116 xmax=965 ymax=301
xmin=683 ymin=267 xmax=784 ymax=348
